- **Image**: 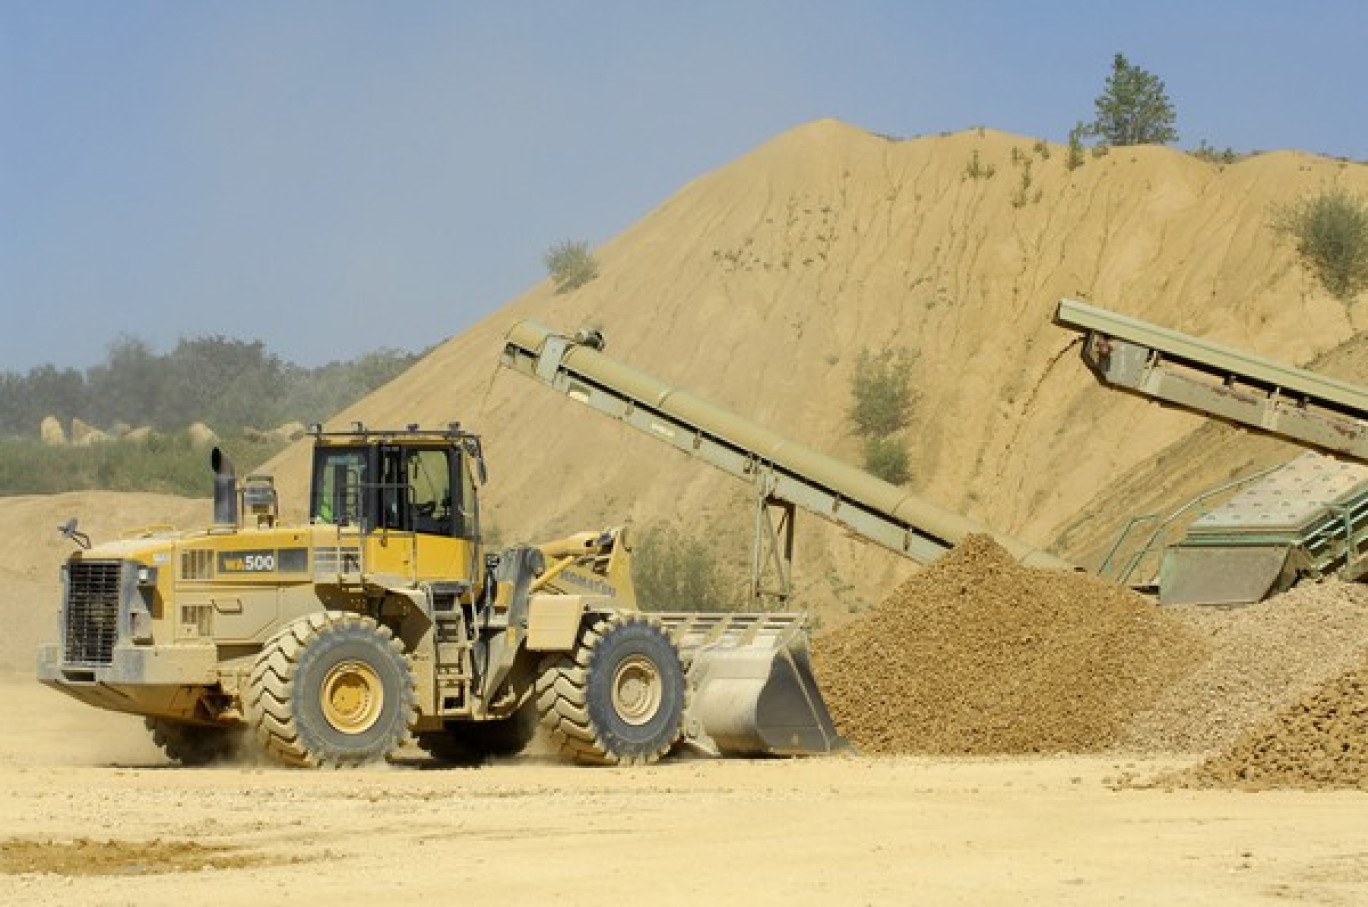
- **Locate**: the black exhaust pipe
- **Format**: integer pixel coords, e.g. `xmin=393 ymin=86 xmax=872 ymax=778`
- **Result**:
xmin=211 ymin=447 xmax=238 ymax=527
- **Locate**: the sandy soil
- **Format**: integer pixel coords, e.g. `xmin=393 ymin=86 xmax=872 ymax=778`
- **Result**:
xmin=0 ymin=491 xmax=208 ymax=675
xmin=6 ymin=498 xmax=1368 ymax=904
xmin=0 ymin=680 xmax=1363 ymax=907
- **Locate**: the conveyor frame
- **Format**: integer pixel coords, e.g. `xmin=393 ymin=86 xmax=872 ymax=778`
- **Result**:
xmin=500 ymin=321 xmax=1072 ymax=604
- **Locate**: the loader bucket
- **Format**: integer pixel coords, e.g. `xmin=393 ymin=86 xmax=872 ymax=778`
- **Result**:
xmin=657 ymin=613 xmax=846 ymax=756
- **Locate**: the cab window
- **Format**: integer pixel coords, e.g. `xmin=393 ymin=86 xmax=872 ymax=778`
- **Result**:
xmin=312 ymin=448 xmax=368 ymax=526
xmin=406 ymin=448 xmax=454 ymax=536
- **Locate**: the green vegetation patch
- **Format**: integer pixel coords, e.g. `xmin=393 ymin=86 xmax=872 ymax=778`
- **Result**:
xmin=847 ymin=344 xmax=918 ymax=484
xmin=0 ymin=433 xmax=285 ymax=497
xmin=0 ymin=337 xmax=418 ymax=440
xmin=544 ymin=239 xmax=600 ymax=294
xmin=1273 ymin=185 xmax=1368 ymax=302
xmin=632 ymin=523 xmax=742 ymax=612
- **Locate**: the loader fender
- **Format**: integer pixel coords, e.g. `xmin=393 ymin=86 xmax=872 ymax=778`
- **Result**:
xmin=526 ymin=594 xmax=606 ymax=651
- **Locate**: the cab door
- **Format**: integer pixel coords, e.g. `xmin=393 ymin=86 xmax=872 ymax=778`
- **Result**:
xmin=398 ymin=446 xmax=475 ymax=582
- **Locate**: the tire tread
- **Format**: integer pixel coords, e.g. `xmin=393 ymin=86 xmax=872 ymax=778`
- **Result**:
xmin=243 ymin=611 xmax=416 ymax=768
xmin=533 ymin=613 xmax=684 ymax=766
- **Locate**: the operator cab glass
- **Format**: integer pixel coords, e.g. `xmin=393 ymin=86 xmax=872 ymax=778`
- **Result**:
xmin=311 ymin=448 xmax=368 ymax=527
xmin=310 ymin=443 xmax=474 ymax=539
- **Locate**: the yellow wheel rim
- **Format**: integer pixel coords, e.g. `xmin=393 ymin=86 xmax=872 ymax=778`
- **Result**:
xmin=611 ymin=655 xmax=662 ymax=726
xmin=320 ymin=660 xmax=384 ymax=735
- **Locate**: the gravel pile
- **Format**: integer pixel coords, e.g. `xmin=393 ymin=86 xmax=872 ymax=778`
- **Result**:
xmin=811 ymin=535 xmax=1207 ymax=755
xmin=1162 ymin=657 xmax=1368 ymax=791
xmin=1118 ymin=579 xmax=1368 ymax=755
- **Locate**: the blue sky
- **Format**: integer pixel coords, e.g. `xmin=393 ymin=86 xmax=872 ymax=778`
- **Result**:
xmin=3 ymin=1 xmax=1365 ymax=371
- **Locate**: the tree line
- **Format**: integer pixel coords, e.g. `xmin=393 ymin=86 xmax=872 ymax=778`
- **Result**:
xmin=0 ymin=334 xmax=421 ymax=438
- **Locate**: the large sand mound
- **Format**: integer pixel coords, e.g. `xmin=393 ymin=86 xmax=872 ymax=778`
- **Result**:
xmin=258 ymin=121 xmax=1368 ymax=619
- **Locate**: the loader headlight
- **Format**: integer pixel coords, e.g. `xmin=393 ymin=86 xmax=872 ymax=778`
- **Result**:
xmin=136 ymin=565 xmax=158 ymax=587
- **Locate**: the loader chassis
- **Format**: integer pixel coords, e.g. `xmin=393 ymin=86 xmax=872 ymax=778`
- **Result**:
xmin=40 ymin=425 xmax=842 ymax=767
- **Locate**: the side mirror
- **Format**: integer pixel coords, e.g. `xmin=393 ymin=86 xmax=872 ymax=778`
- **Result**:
xmin=59 ymin=517 xmax=91 ymax=550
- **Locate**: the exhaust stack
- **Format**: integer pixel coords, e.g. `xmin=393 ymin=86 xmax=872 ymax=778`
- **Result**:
xmin=211 ymin=447 xmax=238 ymax=528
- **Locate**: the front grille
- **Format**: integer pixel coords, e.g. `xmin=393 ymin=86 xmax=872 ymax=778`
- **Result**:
xmin=64 ymin=560 xmax=125 ymax=665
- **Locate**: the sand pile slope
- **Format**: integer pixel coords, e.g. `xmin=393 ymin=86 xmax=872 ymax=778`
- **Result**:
xmin=255 ymin=121 xmax=1368 ymax=619
xmin=1165 ymin=655 xmax=1368 ymax=792
xmin=810 ymin=536 xmax=1206 ymax=755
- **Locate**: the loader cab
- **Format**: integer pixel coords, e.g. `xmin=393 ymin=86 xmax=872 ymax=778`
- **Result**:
xmin=308 ymin=425 xmax=484 ymax=542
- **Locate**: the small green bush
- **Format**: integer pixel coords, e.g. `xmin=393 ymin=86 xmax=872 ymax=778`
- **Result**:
xmin=1189 ymin=141 xmax=1239 ymax=165
xmin=847 ymin=344 xmax=917 ymax=484
xmin=1273 ymin=186 xmax=1368 ymax=301
xmin=848 ymin=345 xmax=917 ymax=438
xmin=1065 ymin=123 xmax=1086 ymax=171
xmin=963 ymin=150 xmax=996 ymax=180
xmin=631 ymin=523 xmax=739 ymax=611
xmin=543 ymin=240 xmax=599 ymax=294
xmin=862 ymin=436 xmax=910 ymax=485
xmin=1011 ymin=159 xmax=1035 ymax=209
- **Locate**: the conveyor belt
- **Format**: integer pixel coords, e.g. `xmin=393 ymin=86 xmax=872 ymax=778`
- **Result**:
xmin=1054 ymin=298 xmax=1368 ymax=459
xmin=500 ymin=321 xmax=1071 ymax=572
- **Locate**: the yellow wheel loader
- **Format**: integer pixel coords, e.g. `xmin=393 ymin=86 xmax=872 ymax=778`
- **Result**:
xmin=39 ymin=425 xmax=842 ymax=767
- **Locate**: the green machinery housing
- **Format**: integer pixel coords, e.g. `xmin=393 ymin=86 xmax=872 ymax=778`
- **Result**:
xmin=1055 ymin=298 xmax=1368 ymax=605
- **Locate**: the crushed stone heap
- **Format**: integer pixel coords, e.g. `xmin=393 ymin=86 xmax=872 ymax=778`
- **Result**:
xmin=810 ymin=535 xmax=1207 ymax=755
xmin=1165 ymin=658 xmax=1368 ymax=791
xmin=1118 ymin=579 xmax=1368 ymax=755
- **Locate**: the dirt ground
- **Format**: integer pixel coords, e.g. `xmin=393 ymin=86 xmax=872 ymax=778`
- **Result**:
xmin=7 ymin=497 xmax=1368 ymax=902
xmin=0 ymin=680 xmax=1363 ymax=906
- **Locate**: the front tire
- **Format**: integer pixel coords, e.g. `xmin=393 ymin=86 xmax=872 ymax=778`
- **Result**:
xmin=535 ymin=613 xmax=685 ymax=766
xmin=244 ymin=612 xmax=417 ymax=768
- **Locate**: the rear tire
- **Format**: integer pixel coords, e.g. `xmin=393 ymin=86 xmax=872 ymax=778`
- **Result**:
xmin=244 ymin=612 xmax=417 ymax=768
xmin=535 ymin=613 xmax=685 ymax=766
xmin=145 ymin=717 xmax=243 ymax=766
